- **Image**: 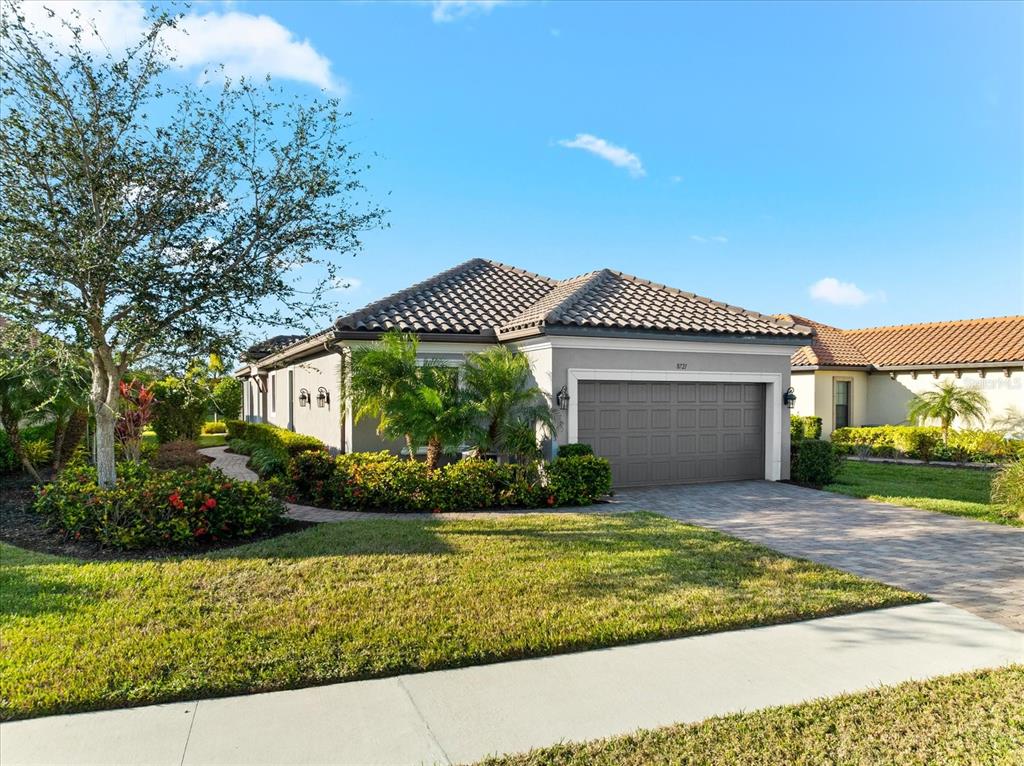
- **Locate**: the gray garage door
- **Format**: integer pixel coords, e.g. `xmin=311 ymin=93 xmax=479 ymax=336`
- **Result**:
xmin=577 ymin=381 xmax=765 ymax=487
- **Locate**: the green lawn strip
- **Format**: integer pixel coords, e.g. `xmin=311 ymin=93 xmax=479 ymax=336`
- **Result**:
xmin=0 ymin=513 xmax=922 ymax=720
xmin=475 ymin=664 xmax=1024 ymax=766
xmin=825 ymin=460 xmax=1021 ymax=526
xmin=196 ymin=433 xmax=227 ymax=448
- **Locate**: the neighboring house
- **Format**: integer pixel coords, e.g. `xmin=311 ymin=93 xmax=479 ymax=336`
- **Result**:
xmin=237 ymin=259 xmax=813 ymax=487
xmin=779 ymin=314 xmax=1024 ymax=438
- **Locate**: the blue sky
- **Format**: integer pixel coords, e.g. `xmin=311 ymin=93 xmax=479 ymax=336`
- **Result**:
xmin=39 ymin=0 xmax=1024 ymax=330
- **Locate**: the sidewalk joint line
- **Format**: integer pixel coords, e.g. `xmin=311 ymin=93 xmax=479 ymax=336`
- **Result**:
xmin=396 ymin=677 xmax=453 ymax=766
xmin=179 ymin=700 xmax=200 ymax=766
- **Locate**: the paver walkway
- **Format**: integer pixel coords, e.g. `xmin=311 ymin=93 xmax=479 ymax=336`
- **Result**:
xmin=604 ymin=481 xmax=1024 ymax=631
xmin=3 ymin=602 xmax=1020 ymax=766
xmin=202 ymin=446 xmax=1024 ymax=630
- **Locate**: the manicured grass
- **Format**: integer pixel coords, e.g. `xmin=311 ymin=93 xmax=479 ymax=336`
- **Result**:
xmin=825 ymin=460 xmax=1021 ymax=526
xmin=0 ymin=513 xmax=921 ymax=720
xmin=477 ymin=665 xmax=1024 ymax=765
xmin=196 ymin=433 xmax=227 ymax=447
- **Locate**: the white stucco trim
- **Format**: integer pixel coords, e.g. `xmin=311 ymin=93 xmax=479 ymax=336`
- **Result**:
xmin=515 ymin=335 xmax=799 ymax=357
xmin=566 ymin=368 xmax=785 ymax=481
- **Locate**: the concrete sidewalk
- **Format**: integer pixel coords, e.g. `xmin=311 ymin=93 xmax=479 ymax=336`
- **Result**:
xmin=3 ymin=602 xmax=1021 ymax=766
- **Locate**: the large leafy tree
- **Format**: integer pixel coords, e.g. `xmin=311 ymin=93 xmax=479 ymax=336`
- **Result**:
xmin=462 ymin=345 xmax=553 ymax=462
xmin=907 ymin=381 xmax=989 ymax=443
xmin=0 ymin=3 xmax=384 ymax=486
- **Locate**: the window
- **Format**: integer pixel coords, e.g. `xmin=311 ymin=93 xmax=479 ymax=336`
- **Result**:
xmin=270 ymin=373 xmax=276 ymax=414
xmin=834 ymin=379 xmax=851 ymax=429
xmin=247 ymin=381 xmax=253 ymax=419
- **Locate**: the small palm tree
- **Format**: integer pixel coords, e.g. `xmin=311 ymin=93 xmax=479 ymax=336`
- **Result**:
xmin=463 ymin=346 xmax=554 ymax=462
xmin=348 ymin=331 xmax=420 ymax=457
xmin=396 ymin=363 xmax=476 ymax=470
xmin=907 ymin=381 xmax=989 ymax=443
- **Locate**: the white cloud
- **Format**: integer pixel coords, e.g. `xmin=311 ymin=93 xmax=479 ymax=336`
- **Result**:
xmin=690 ymin=234 xmax=728 ymax=244
xmin=558 ymin=133 xmax=646 ymax=178
xmin=12 ymin=1 xmax=342 ymax=92
xmin=808 ymin=277 xmax=882 ymax=306
xmin=669 ymin=175 xmax=683 ymax=184
xmin=431 ymin=1 xmax=507 ymax=23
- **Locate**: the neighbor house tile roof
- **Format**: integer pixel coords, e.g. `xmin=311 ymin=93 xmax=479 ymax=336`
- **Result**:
xmin=243 ymin=334 xmax=307 ymax=361
xmin=333 ymin=259 xmax=556 ymax=336
xmin=501 ymin=269 xmax=812 ymax=338
xmin=783 ymin=314 xmax=1024 ymax=369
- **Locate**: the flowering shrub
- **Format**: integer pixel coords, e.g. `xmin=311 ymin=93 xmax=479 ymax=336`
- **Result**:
xmin=288 ymin=450 xmax=611 ymax=512
xmin=115 ymin=380 xmax=155 ymax=462
xmin=34 ymin=461 xmax=284 ymax=549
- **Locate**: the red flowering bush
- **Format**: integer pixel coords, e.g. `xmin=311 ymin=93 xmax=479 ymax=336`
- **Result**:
xmin=34 ymin=460 xmax=284 ymax=549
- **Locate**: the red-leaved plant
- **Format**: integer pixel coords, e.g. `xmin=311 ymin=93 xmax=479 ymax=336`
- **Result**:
xmin=115 ymin=380 xmax=155 ymax=462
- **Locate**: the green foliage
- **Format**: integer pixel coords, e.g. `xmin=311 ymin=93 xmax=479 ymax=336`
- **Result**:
xmin=34 ymin=462 xmax=283 ymax=550
xmin=287 ymin=450 xmax=612 ymax=512
xmin=211 ymin=378 xmax=242 ymax=421
xmin=791 ymin=439 xmax=841 ymax=487
xmin=556 ymin=443 xmax=594 ymax=458
xmin=21 ymin=438 xmax=53 ymax=466
xmin=790 ymin=415 xmax=822 ymax=442
xmin=830 ymin=425 xmax=1018 ymax=463
xmin=151 ymin=377 xmax=207 ymax=443
xmin=991 ymin=460 xmax=1024 ymax=522
xmin=906 ymin=381 xmax=989 ymax=442
xmin=229 ymin=423 xmax=326 ymax=479
xmin=202 ymin=421 xmax=227 ymax=435
xmin=225 ymin=420 xmax=248 ymax=440
xmin=462 ymin=345 xmax=554 ymax=461
xmin=548 ymin=455 xmax=614 ymax=506
xmin=0 ymin=423 xmax=57 ymax=475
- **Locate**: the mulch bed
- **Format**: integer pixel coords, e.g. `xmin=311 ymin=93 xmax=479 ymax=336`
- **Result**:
xmin=0 ymin=471 xmax=312 ymax=562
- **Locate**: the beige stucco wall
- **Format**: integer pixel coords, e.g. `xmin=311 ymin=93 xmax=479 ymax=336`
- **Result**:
xmin=866 ymin=369 xmax=1023 ymax=429
xmin=290 ymin=353 xmax=345 ymax=452
xmin=789 ymin=371 xmax=816 ymax=419
xmin=807 ymin=369 xmax=869 ymax=437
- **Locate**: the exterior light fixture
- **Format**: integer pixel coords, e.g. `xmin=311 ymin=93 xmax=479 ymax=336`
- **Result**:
xmin=555 ymin=385 xmax=570 ymax=411
xmin=298 ymin=388 xmax=311 ymax=408
xmin=782 ymin=386 xmax=797 ymax=408
xmin=317 ymin=387 xmax=330 ymax=408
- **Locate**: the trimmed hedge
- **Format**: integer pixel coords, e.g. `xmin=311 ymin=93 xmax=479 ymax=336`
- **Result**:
xmin=830 ymin=425 xmax=1023 ymax=463
xmin=201 ymin=421 xmax=227 ymax=435
xmin=791 ymin=439 xmax=841 ymax=487
xmin=227 ymin=422 xmax=326 ymax=478
xmin=287 ymin=450 xmax=612 ymax=512
xmin=34 ymin=460 xmax=284 ymax=549
xmin=556 ymin=443 xmax=595 ymax=458
xmin=790 ymin=415 xmax=822 ymax=442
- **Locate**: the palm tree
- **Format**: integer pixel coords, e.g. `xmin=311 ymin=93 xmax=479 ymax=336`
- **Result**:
xmin=463 ymin=346 xmax=554 ymax=462
xmin=347 ymin=331 xmax=421 ymax=458
xmin=907 ymin=381 xmax=989 ymax=443
xmin=396 ymin=363 xmax=476 ymax=470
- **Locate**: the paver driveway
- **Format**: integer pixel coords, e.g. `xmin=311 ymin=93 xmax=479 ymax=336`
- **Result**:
xmin=604 ymin=481 xmax=1024 ymax=631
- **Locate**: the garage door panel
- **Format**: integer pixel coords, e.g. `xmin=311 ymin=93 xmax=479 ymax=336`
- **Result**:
xmin=577 ymin=380 xmax=765 ymax=487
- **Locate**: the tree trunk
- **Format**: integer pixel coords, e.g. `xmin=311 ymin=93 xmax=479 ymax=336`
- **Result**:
xmin=425 ymin=436 xmax=442 ymax=471
xmin=51 ymin=411 xmax=69 ymax=472
xmin=405 ymin=433 xmax=416 ymax=461
xmin=55 ymin=408 xmax=88 ymax=471
xmin=90 ymin=346 xmax=122 ymax=488
xmin=0 ymin=405 xmax=40 ymax=482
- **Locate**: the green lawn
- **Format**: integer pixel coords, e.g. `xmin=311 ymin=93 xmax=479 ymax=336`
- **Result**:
xmin=196 ymin=433 xmax=227 ymax=447
xmin=825 ymin=460 xmax=1021 ymax=526
xmin=0 ymin=513 xmax=921 ymax=720
xmin=477 ymin=665 xmax=1024 ymax=766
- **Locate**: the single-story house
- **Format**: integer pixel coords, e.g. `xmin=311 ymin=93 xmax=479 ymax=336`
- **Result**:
xmin=778 ymin=314 xmax=1024 ymax=438
xmin=237 ymin=259 xmax=813 ymax=487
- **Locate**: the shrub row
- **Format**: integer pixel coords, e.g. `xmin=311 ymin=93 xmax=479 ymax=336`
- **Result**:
xmin=790 ymin=415 xmax=823 ymax=442
xmin=225 ymin=420 xmax=326 ymax=478
xmin=830 ymin=426 xmax=1023 ymax=463
xmin=992 ymin=460 xmax=1024 ymax=523
xmin=34 ymin=460 xmax=284 ymax=549
xmin=201 ymin=421 xmax=227 ymax=435
xmin=287 ymin=450 xmax=612 ymax=512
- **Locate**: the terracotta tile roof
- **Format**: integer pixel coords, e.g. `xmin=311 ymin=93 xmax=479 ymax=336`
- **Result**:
xmin=334 ymin=259 xmax=556 ymax=336
xmin=774 ymin=314 xmax=871 ymax=367
xmin=501 ymin=269 xmax=812 ymax=339
xmin=845 ymin=316 xmax=1024 ymax=367
xmin=783 ymin=314 xmax=1024 ymax=368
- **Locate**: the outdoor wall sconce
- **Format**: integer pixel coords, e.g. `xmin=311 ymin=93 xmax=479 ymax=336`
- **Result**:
xmin=556 ymin=385 xmax=570 ymax=411
xmin=316 ymin=387 xmax=330 ymax=408
xmin=782 ymin=386 xmax=797 ymax=408
xmin=298 ymin=388 xmax=311 ymax=408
